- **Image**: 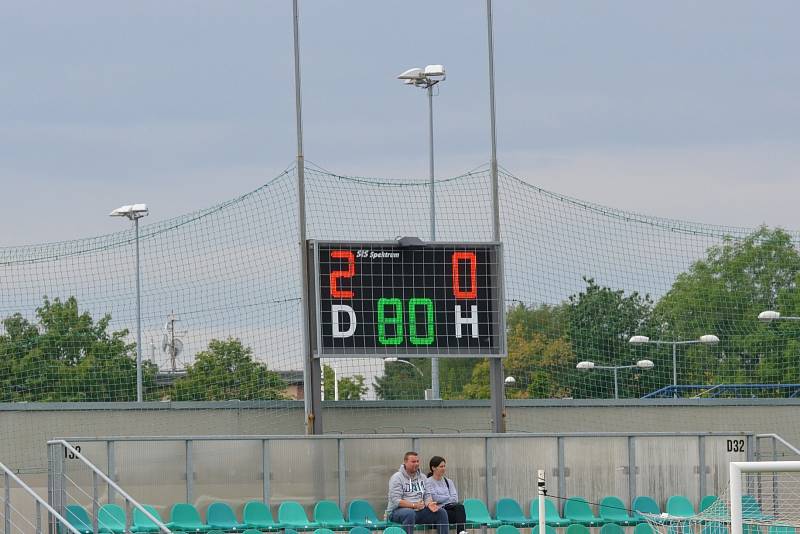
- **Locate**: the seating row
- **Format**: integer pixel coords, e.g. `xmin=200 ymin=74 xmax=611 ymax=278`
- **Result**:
xmin=62 ymin=494 xmax=775 ymax=534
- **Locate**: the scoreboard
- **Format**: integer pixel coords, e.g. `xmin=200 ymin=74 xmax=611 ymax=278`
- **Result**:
xmin=307 ymin=240 xmax=505 ymax=358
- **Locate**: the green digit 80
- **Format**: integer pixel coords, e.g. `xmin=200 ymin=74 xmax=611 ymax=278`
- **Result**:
xmin=377 ymin=297 xmax=435 ymax=346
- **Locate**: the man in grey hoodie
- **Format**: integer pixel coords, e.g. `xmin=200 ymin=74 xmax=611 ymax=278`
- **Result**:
xmin=387 ymin=452 xmax=449 ymax=534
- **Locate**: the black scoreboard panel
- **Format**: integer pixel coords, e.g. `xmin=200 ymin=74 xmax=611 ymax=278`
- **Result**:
xmin=308 ymin=240 xmax=505 ymax=357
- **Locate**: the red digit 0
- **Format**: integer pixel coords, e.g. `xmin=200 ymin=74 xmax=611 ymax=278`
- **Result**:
xmin=330 ymin=250 xmax=355 ymax=298
xmin=452 ymin=251 xmax=477 ymax=299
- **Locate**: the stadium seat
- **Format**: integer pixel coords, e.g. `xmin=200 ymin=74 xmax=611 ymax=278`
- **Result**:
xmin=742 ymin=495 xmax=773 ymax=521
xmin=533 ymin=525 xmax=558 ymax=534
xmin=347 ymin=500 xmax=392 ymax=530
xmin=600 ymin=523 xmax=625 ymax=534
xmin=530 ymin=497 xmax=571 ymax=527
xmin=700 ymin=497 xmax=719 ymax=513
xmin=666 ymin=496 xmax=695 ymax=519
xmin=769 ymin=526 xmax=796 ymax=534
xmin=98 ymin=503 xmax=127 ymax=534
xmin=207 ymin=530 xmax=225 ymax=534
xmin=633 ymin=497 xmax=662 ymax=523
xmin=599 ymin=496 xmax=639 ymax=526
xmin=464 ymin=498 xmax=503 ymax=528
xmin=315 ymin=529 xmax=338 ymax=534
xmin=207 ymin=502 xmax=248 ymax=531
xmin=701 ymin=523 xmax=728 ymax=534
xmin=169 ymin=503 xmax=212 ymax=532
xmin=278 ymin=501 xmax=321 ymax=531
xmin=315 ymin=500 xmax=357 ymax=530
xmin=567 ymin=524 xmax=592 ymax=534
xmin=243 ymin=501 xmax=284 ymax=531
xmin=564 ymin=497 xmax=604 ymax=526
xmin=634 ymin=524 xmax=655 ymax=534
xmin=350 ymin=527 xmax=373 ymax=534
xmin=496 ymin=498 xmax=537 ymax=527
xmin=497 ymin=525 xmax=523 ymax=534
xmin=65 ymin=504 xmax=93 ymax=534
xmin=383 ymin=528 xmax=407 ymax=534
xmin=132 ymin=505 xmax=167 ymax=533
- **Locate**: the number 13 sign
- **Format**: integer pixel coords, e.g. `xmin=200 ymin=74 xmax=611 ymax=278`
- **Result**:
xmin=307 ymin=240 xmax=506 ymax=358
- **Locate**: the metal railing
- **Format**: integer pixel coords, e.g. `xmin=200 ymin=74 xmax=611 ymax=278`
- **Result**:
xmin=1 ymin=461 xmax=79 ymax=534
xmin=47 ymin=440 xmax=170 ymax=534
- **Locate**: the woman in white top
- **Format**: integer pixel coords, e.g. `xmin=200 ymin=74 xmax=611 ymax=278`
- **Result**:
xmin=426 ymin=456 xmax=467 ymax=534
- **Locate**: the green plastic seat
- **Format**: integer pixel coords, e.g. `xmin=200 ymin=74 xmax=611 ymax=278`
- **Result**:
xmin=132 ymin=505 xmax=167 ymax=533
xmin=347 ymin=500 xmax=392 ymax=530
xmin=700 ymin=497 xmax=718 ymax=513
xmin=600 ymin=496 xmax=639 ymax=526
xmin=315 ymin=501 xmax=356 ymax=530
xmin=634 ymin=523 xmax=656 ymax=534
xmin=567 ymin=524 xmax=592 ymax=534
xmin=633 ymin=497 xmax=662 ymax=523
xmin=464 ymin=498 xmax=503 ymax=528
xmin=315 ymin=529 xmax=338 ymax=534
xmin=601 ymin=523 xmax=626 ymax=534
xmin=243 ymin=501 xmax=285 ymax=531
xmin=530 ymin=497 xmax=571 ymax=527
xmin=207 ymin=530 xmax=226 ymax=534
xmin=496 ymin=498 xmax=537 ymax=527
xmin=350 ymin=527 xmax=373 ymax=534
xmin=564 ymin=497 xmax=604 ymax=527
xmin=98 ymin=503 xmax=127 ymax=534
xmin=666 ymin=496 xmax=695 ymax=519
xmin=533 ymin=525 xmax=558 ymax=534
xmin=701 ymin=523 xmax=728 ymax=534
xmin=65 ymin=504 xmax=93 ymax=534
xmin=769 ymin=526 xmax=796 ymax=534
xmin=383 ymin=528 xmax=407 ymax=534
xmin=243 ymin=529 xmax=264 ymax=534
xmin=742 ymin=495 xmax=772 ymax=521
xmin=169 ymin=503 xmax=211 ymax=532
xmin=207 ymin=502 xmax=248 ymax=531
xmin=278 ymin=501 xmax=321 ymax=531
xmin=497 ymin=525 xmax=523 ymax=534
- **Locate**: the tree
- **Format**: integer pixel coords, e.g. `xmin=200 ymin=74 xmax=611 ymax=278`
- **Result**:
xmin=171 ymin=338 xmax=287 ymax=400
xmin=0 ymin=296 xmax=158 ymax=401
xmin=322 ymin=364 xmax=368 ymax=400
xmin=651 ymin=227 xmax=800 ymax=389
xmin=373 ymin=358 xmax=429 ymax=400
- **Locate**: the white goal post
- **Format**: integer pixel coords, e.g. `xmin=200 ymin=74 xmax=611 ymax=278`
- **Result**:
xmin=730 ymin=461 xmax=800 ymax=534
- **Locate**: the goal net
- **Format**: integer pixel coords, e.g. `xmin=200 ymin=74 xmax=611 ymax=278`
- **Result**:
xmin=640 ymin=461 xmax=800 ymax=534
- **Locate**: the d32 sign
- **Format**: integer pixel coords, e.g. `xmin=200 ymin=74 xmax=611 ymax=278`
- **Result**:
xmin=308 ymin=240 xmax=505 ymax=358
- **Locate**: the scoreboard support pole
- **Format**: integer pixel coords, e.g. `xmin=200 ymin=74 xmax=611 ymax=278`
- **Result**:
xmin=486 ymin=0 xmax=506 ymax=434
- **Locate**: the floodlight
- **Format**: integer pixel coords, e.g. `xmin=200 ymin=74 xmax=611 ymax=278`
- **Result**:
xmin=758 ymin=310 xmax=781 ymax=322
xmin=576 ymin=361 xmax=595 ymax=370
xmin=424 ymin=64 xmax=446 ymax=78
xmin=397 ymin=68 xmax=424 ymax=80
xmin=636 ymin=359 xmax=655 ymax=370
xmin=699 ymin=334 xmax=720 ymax=344
xmin=629 ymin=335 xmax=650 ymax=344
xmin=504 ymin=376 xmax=516 ymax=385
xmin=109 ymin=204 xmax=149 ymax=220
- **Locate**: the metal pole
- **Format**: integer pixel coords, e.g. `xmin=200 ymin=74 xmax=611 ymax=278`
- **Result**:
xmin=486 ymin=0 xmax=506 ymax=433
xmin=293 ymin=0 xmax=322 ymax=434
xmin=613 ymin=368 xmax=619 ymax=400
xmin=428 ymin=84 xmax=440 ymax=401
xmin=672 ymin=342 xmax=677 ymax=399
xmin=134 ymin=217 xmax=143 ymax=402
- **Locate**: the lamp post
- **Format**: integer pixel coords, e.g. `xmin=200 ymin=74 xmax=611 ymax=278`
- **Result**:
xmin=383 ymin=357 xmax=425 ymax=378
xmin=576 ymin=360 xmax=654 ymax=399
xmin=397 ymin=64 xmax=446 ymax=400
xmin=759 ymin=310 xmax=800 ymax=322
xmin=629 ymin=334 xmax=719 ymax=398
xmin=110 ymin=203 xmax=149 ymax=403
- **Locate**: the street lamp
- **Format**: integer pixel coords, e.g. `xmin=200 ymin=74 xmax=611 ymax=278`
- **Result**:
xmin=383 ymin=357 xmax=425 ymax=377
xmin=576 ymin=360 xmax=654 ymax=399
xmin=629 ymin=334 xmax=719 ymax=398
xmin=110 ymin=203 xmax=149 ymax=402
xmin=397 ymin=64 xmax=446 ymax=400
xmin=759 ymin=310 xmax=800 ymax=322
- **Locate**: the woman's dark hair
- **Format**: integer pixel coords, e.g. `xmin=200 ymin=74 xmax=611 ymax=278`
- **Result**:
xmin=427 ymin=455 xmax=446 ymax=477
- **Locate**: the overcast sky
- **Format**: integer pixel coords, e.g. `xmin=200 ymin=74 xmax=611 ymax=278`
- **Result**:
xmin=2 ymin=1 xmax=799 ymax=246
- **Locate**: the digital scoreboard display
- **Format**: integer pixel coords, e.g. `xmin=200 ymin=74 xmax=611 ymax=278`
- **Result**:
xmin=308 ymin=240 xmax=505 ymax=358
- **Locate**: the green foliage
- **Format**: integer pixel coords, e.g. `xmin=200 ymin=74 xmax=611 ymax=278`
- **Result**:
xmin=0 ymin=296 xmax=157 ymax=401
xmin=322 ymin=364 xmax=368 ymax=400
xmin=171 ymin=338 xmax=287 ymax=400
xmin=373 ymin=358 xmax=430 ymax=400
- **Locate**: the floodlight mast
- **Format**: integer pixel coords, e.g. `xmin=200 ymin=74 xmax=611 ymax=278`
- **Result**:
xmin=109 ymin=204 xmax=149 ymax=403
xmin=396 ymin=64 xmax=446 ymax=401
